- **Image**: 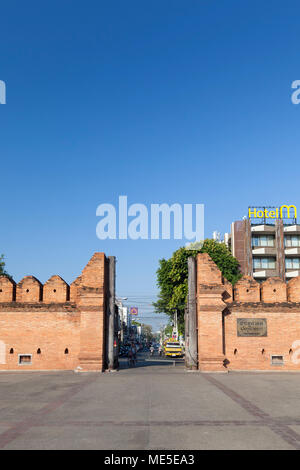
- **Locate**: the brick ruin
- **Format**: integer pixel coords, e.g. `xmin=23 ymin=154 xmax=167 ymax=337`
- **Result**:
xmin=1 ymin=251 xmax=300 ymax=373
xmin=0 ymin=253 xmax=108 ymax=371
xmin=197 ymin=253 xmax=300 ymax=371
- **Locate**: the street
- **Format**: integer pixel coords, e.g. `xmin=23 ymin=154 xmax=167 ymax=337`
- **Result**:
xmin=0 ymin=351 xmax=299 ymax=450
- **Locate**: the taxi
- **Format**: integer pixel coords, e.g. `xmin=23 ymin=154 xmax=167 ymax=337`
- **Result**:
xmin=164 ymin=341 xmax=183 ymax=357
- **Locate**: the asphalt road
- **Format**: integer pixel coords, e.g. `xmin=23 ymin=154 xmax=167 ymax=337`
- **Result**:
xmin=0 ymin=352 xmax=299 ymax=450
xmin=120 ymin=350 xmax=185 ymax=368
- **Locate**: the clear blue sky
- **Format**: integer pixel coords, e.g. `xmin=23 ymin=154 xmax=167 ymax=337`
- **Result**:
xmin=1 ymin=0 xmax=300 ymax=329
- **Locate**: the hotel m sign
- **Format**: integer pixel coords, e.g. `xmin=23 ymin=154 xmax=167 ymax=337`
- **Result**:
xmin=248 ymin=205 xmax=297 ymax=220
xmin=237 ymin=318 xmax=268 ymax=337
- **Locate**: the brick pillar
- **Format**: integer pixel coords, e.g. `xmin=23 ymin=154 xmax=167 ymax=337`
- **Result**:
xmin=197 ymin=253 xmax=226 ymax=372
xmin=275 ymin=219 xmax=285 ymax=281
xmin=231 ymin=220 xmax=252 ymax=276
xmin=244 ymin=219 xmax=253 ymax=276
xmin=77 ymin=253 xmax=107 ymax=371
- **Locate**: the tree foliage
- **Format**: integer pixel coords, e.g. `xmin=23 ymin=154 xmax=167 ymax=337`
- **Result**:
xmin=0 ymin=254 xmax=9 ymax=277
xmin=154 ymin=239 xmax=241 ymax=333
xmin=141 ymin=324 xmax=154 ymax=342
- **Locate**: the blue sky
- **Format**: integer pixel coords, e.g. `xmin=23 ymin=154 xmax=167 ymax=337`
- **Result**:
xmin=1 ymin=0 xmax=300 ymax=329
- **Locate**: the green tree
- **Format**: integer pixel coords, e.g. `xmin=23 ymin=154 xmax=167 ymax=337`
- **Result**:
xmin=142 ymin=324 xmax=154 ymax=342
xmin=0 ymin=254 xmax=9 ymax=277
xmin=154 ymin=239 xmax=241 ymax=333
xmin=163 ymin=323 xmax=174 ymax=338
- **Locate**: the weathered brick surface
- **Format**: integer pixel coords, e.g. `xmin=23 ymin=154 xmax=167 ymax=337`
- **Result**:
xmin=0 ymin=307 xmax=80 ymax=370
xmin=261 ymin=277 xmax=287 ymax=303
xmin=223 ymin=280 xmax=233 ymax=303
xmin=0 ymin=276 xmax=15 ymax=302
xmin=224 ymin=304 xmax=300 ymax=371
xmin=16 ymin=276 xmax=42 ymax=303
xmin=43 ymin=275 xmax=69 ymax=303
xmin=78 ymin=253 xmax=107 ymax=372
xmin=197 ymin=253 xmax=222 ymax=286
xmin=287 ymin=276 xmax=300 ymax=302
xmin=197 ymin=254 xmax=226 ymax=371
xmin=234 ymin=276 xmax=260 ymax=302
xmin=196 ymin=253 xmax=300 ymax=372
xmin=70 ymin=276 xmax=82 ymax=303
xmin=0 ymin=253 xmax=108 ymax=372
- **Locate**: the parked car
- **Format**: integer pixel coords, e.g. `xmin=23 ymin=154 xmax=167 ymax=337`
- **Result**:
xmin=164 ymin=341 xmax=183 ymax=358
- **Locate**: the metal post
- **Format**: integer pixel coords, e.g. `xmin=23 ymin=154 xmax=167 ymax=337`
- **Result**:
xmin=186 ymin=256 xmax=198 ymax=369
xmin=107 ymin=256 xmax=116 ymax=370
xmin=174 ymin=309 xmax=178 ymax=338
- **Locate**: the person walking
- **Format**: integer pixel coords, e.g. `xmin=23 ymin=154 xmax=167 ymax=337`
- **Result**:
xmin=128 ymin=342 xmax=137 ymax=366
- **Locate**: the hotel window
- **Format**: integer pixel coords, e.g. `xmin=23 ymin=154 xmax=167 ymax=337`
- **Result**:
xmin=252 ymin=235 xmax=275 ymax=247
xmin=253 ymin=257 xmax=276 ymax=269
xmin=284 ymin=235 xmax=300 ymax=247
xmin=285 ymin=258 xmax=300 ymax=269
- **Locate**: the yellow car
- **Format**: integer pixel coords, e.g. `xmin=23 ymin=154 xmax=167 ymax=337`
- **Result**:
xmin=164 ymin=341 xmax=183 ymax=358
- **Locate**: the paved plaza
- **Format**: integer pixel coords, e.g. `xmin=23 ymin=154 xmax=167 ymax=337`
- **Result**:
xmin=0 ymin=355 xmax=299 ymax=450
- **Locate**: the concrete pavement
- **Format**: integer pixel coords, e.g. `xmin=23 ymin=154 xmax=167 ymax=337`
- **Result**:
xmin=0 ymin=352 xmax=299 ymax=449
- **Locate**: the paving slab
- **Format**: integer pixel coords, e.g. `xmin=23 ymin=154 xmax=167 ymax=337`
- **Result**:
xmin=0 ymin=355 xmax=299 ymax=450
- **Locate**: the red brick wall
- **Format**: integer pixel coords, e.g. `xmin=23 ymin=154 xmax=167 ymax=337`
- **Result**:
xmin=0 ymin=306 xmax=80 ymax=370
xmin=197 ymin=254 xmax=226 ymax=372
xmin=196 ymin=253 xmax=300 ymax=372
xmin=0 ymin=253 xmax=108 ymax=372
xmin=287 ymin=276 xmax=300 ymax=301
xmin=78 ymin=253 xmax=107 ymax=372
xmin=0 ymin=277 xmax=15 ymax=302
xmin=224 ymin=306 xmax=300 ymax=371
xmin=16 ymin=276 xmax=42 ymax=302
xmin=43 ymin=275 xmax=70 ymax=303
xmin=261 ymin=277 xmax=287 ymax=303
xmin=234 ymin=276 xmax=260 ymax=302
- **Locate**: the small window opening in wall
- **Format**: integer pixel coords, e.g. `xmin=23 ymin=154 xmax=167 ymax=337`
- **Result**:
xmin=234 ymin=349 xmax=238 ymax=355
xmin=37 ymin=348 xmax=41 ymax=354
xmin=10 ymin=348 xmax=14 ymax=354
xmin=0 ymin=289 xmax=2 ymax=293
xmin=64 ymin=348 xmax=69 ymax=354
xmin=18 ymin=354 xmax=32 ymax=365
xmin=271 ymin=355 xmax=284 ymax=366
xmin=262 ymin=349 xmax=265 ymax=355
xmin=53 ymin=289 xmax=56 ymax=293
xmin=26 ymin=289 xmax=29 ymax=293
xmin=289 ymin=349 xmax=293 ymax=355
xmin=273 ymin=289 xmax=276 ymax=292
xmin=246 ymin=289 xmax=249 ymax=292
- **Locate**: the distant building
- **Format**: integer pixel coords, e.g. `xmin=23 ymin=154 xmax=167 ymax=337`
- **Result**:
xmin=115 ymin=301 xmax=131 ymax=343
xmin=229 ymin=206 xmax=300 ymax=281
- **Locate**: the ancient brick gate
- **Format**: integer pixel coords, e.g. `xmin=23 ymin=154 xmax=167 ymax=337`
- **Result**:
xmin=194 ymin=253 xmax=300 ymax=372
xmin=0 ymin=253 xmax=112 ymax=372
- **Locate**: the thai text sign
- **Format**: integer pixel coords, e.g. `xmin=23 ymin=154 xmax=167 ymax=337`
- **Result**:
xmin=237 ymin=318 xmax=267 ymax=337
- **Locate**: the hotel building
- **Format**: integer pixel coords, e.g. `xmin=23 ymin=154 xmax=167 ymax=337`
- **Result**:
xmin=229 ymin=206 xmax=300 ymax=281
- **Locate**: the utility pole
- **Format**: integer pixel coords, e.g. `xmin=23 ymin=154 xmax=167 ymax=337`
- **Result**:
xmin=173 ymin=310 xmax=177 ymax=339
xmin=185 ymin=256 xmax=198 ymax=369
xmin=107 ymin=256 xmax=116 ymax=370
